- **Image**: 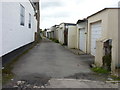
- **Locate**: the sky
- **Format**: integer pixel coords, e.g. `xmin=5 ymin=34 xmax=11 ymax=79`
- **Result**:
xmin=40 ymin=0 xmax=119 ymax=29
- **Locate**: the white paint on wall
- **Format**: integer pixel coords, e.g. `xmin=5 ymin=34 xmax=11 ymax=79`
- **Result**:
xmin=33 ymin=17 xmax=37 ymax=33
xmin=79 ymin=28 xmax=86 ymax=52
xmin=118 ymin=1 xmax=120 ymax=7
xmin=1 ymin=1 xmax=37 ymax=56
xmin=58 ymin=23 xmax=65 ymax=44
xmin=76 ymin=21 xmax=87 ymax=53
xmin=0 ymin=2 xmax=2 ymax=57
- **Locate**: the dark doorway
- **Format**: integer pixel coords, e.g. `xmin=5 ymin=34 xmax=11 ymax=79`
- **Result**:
xmin=64 ymin=29 xmax=68 ymax=45
xmin=102 ymin=39 xmax=112 ymax=71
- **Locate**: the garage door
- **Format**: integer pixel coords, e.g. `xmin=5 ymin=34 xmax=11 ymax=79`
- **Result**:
xmin=79 ymin=28 xmax=86 ymax=52
xmin=91 ymin=22 xmax=102 ymax=56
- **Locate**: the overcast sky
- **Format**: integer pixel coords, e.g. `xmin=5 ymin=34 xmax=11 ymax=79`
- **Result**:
xmin=40 ymin=0 xmax=119 ymax=29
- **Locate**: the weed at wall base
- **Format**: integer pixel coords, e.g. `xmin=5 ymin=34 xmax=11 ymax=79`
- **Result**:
xmin=91 ymin=67 xmax=110 ymax=74
xmin=49 ymin=38 xmax=59 ymax=43
xmin=2 ymin=42 xmax=38 ymax=85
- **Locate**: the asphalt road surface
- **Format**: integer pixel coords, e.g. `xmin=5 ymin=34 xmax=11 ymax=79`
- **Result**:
xmin=3 ymin=38 xmax=118 ymax=88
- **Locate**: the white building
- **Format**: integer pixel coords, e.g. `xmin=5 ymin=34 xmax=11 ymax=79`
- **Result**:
xmin=50 ymin=25 xmax=59 ymax=39
xmin=87 ymin=8 xmax=119 ymax=74
xmin=58 ymin=23 xmax=76 ymax=45
xmin=58 ymin=23 xmax=65 ymax=44
xmin=0 ymin=2 xmax=2 ymax=57
xmin=76 ymin=19 xmax=87 ymax=53
xmin=46 ymin=29 xmax=51 ymax=38
xmin=0 ymin=1 xmax=38 ymax=64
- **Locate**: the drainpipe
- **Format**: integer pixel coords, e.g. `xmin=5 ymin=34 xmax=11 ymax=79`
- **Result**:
xmin=35 ymin=1 xmax=40 ymax=42
xmin=86 ymin=20 xmax=88 ymax=54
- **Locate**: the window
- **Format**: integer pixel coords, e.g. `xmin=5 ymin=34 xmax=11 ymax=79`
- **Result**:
xmin=20 ymin=4 xmax=25 ymax=26
xmin=28 ymin=13 xmax=31 ymax=28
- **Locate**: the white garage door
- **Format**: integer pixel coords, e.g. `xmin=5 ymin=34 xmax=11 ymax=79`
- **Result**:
xmin=91 ymin=22 xmax=102 ymax=56
xmin=79 ymin=28 xmax=86 ymax=52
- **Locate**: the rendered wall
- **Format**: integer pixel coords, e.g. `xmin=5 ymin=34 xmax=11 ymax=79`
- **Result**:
xmin=87 ymin=9 xmax=109 ymax=54
xmin=68 ymin=26 xmax=77 ymax=48
xmin=58 ymin=23 xmax=65 ymax=44
xmin=87 ymin=9 xmax=119 ymax=74
xmin=107 ymin=9 xmax=118 ymax=73
xmin=118 ymin=3 xmax=120 ymax=72
xmin=1 ymin=1 xmax=37 ymax=56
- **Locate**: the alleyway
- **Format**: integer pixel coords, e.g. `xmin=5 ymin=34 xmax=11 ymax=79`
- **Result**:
xmin=12 ymin=38 xmax=93 ymax=78
xmin=3 ymin=38 xmax=118 ymax=88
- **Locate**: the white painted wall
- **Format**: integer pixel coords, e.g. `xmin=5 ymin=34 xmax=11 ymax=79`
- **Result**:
xmin=1 ymin=1 xmax=37 ymax=56
xmin=76 ymin=21 xmax=87 ymax=53
xmin=119 ymin=1 xmax=120 ymax=7
xmin=0 ymin=2 xmax=2 ymax=57
xmin=46 ymin=29 xmax=51 ymax=38
xmin=33 ymin=17 xmax=37 ymax=33
xmin=58 ymin=23 xmax=65 ymax=44
xmin=118 ymin=6 xmax=120 ymax=70
xmin=79 ymin=28 xmax=86 ymax=52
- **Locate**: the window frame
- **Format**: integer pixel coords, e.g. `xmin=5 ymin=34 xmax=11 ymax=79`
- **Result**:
xmin=28 ymin=13 xmax=31 ymax=28
xmin=20 ymin=4 xmax=25 ymax=26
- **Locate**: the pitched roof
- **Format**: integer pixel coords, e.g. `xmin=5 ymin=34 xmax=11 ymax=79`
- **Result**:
xmin=76 ymin=19 xmax=87 ymax=24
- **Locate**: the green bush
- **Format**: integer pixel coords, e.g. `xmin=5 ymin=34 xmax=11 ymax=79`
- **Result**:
xmin=50 ymin=38 xmax=53 ymax=40
xmin=102 ymin=54 xmax=111 ymax=71
xmin=54 ymin=40 xmax=59 ymax=43
xmin=110 ymin=75 xmax=120 ymax=81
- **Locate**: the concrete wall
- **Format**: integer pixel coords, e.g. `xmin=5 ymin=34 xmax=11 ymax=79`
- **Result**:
xmin=50 ymin=26 xmax=56 ymax=39
xmin=87 ymin=9 xmax=108 ymax=54
xmin=118 ymin=5 xmax=120 ymax=71
xmin=118 ymin=1 xmax=120 ymax=8
xmin=54 ymin=29 xmax=59 ymax=40
xmin=76 ymin=21 xmax=87 ymax=53
xmin=47 ymin=30 xmax=51 ymax=38
xmin=58 ymin=23 xmax=65 ymax=44
xmin=58 ymin=29 xmax=60 ymax=41
xmin=51 ymin=31 xmax=54 ymax=39
xmin=68 ymin=26 xmax=77 ymax=48
xmin=1 ymin=1 xmax=37 ymax=56
xmin=87 ymin=8 xmax=119 ymax=73
xmin=33 ymin=16 xmax=37 ymax=33
xmin=107 ymin=9 xmax=118 ymax=72
xmin=87 ymin=9 xmax=109 ymax=68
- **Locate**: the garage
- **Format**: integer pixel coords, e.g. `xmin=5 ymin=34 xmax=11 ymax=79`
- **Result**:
xmin=79 ymin=28 xmax=86 ymax=52
xmin=91 ymin=21 xmax=102 ymax=56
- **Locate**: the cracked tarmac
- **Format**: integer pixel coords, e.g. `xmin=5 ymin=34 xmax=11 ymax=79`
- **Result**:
xmin=2 ymin=38 xmax=119 ymax=88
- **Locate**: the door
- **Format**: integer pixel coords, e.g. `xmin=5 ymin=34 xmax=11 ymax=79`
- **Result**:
xmin=79 ymin=28 xmax=86 ymax=52
xmin=91 ymin=22 xmax=102 ymax=56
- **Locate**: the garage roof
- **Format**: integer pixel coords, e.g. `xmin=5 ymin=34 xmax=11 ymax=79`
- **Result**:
xmin=87 ymin=8 xmax=120 ymax=19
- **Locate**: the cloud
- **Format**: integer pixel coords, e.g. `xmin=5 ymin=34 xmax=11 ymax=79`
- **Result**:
xmin=41 ymin=1 xmax=63 ymax=9
xmin=44 ymin=12 xmax=70 ymax=18
xmin=40 ymin=0 xmax=119 ymax=29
